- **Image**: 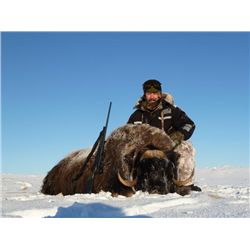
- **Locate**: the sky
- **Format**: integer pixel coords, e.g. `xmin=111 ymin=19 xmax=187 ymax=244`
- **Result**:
xmin=1 ymin=32 xmax=249 ymax=174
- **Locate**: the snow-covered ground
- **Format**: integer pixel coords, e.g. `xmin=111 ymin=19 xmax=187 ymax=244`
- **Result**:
xmin=1 ymin=166 xmax=249 ymax=218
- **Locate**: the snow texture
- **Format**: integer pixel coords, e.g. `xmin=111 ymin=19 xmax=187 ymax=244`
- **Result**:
xmin=1 ymin=167 xmax=249 ymax=218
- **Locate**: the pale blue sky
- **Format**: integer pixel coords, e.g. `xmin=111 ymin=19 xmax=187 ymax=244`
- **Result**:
xmin=2 ymin=32 xmax=249 ymax=174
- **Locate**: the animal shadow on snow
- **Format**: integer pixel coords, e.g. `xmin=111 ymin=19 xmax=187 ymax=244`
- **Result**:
xmin=45 ymin=202 xmax=151 ymax=218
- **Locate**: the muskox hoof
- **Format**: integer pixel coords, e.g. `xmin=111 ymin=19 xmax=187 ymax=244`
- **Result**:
xmin=176 ymin=184 xmax=202 ymax=196
xmin=176 ymin=185 xmax=192 ymax=196
xmin=191 ymin=184 xmax=202 ymax=192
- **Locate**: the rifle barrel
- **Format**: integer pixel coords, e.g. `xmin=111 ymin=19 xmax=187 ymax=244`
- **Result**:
xmin=85 ymin=101 xmax=112 ymax=193
xmin=105 ymin=102 xmax=112 ymax=129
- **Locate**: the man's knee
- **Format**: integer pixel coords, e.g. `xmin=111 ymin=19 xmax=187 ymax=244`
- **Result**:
xmin=173 ymin=141 xmax=196 ymax=186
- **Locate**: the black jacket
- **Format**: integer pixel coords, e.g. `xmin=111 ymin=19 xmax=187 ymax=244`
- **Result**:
xmin=127 ymin=99 xmax=195 ymax=140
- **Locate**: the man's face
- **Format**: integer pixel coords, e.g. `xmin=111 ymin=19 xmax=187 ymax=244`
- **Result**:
xmin=145 ymin=92 xmax=161 ymax=103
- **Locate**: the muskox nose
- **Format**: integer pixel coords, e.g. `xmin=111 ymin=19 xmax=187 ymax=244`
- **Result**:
xmin=150 ymin=189 xmax=159 ymax=194
xmin=150 ymin=185 xmax=169 ymax=195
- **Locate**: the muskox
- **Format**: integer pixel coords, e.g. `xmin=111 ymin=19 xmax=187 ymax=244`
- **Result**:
xmin=41 ymin=124 xmax=193 ymax=197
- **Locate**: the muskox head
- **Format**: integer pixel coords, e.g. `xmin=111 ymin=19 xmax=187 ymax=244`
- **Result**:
xmin=137 ymin=150 xmax=179 ymax=194
xmin=117 ymin=147 xmax=180 ymax=195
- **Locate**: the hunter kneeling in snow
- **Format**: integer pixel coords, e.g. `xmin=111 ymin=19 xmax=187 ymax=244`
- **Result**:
xmin=127 ymin=79 xmax=201 ymax=194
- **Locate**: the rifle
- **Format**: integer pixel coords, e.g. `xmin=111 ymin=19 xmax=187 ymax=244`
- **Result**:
xmin=72 ymin=102 xmax=112 ymax=194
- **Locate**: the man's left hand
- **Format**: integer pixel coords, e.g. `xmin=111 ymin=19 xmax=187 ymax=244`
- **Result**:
xmin=169 ymin=131 xmax=184 ymax=148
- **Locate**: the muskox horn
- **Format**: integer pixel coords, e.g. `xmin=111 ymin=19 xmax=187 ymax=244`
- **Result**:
xmin=117 ymin=171 xmax=137 ymax=187
xmin=173 ymin=168 xmax=195 ymax=187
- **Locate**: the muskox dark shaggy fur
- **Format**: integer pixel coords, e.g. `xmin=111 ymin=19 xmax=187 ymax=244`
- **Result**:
xmin=41 ymin=124 xmax=181 ymax=197
xmin=136 ymin=152 xmax=179 ymax=194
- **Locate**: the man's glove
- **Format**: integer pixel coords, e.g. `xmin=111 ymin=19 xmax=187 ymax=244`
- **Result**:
xmin=169 ymin=131 xmax=184 ymax=148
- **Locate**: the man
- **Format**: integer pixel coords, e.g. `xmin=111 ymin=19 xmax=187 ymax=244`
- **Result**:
xmin=128 ymin=79 xmax=201 ymax=194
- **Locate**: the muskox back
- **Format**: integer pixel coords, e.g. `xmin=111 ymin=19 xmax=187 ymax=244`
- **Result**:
xmin=41 ymin=124 xmax=177 ymax=196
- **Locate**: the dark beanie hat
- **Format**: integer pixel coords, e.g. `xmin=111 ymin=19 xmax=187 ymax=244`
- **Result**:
xmin=143 ymin=79 xmax=162 ymax=93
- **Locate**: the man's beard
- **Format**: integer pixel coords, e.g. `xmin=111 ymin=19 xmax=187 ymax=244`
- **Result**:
xmin=144 ymin=98 xmax=161 ymax=110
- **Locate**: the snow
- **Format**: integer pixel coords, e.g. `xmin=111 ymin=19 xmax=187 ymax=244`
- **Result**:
xmin=1 ymin=167 xmax=249 ymax=250
xmin=1 ymin=166 xmax=249 ymax=218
